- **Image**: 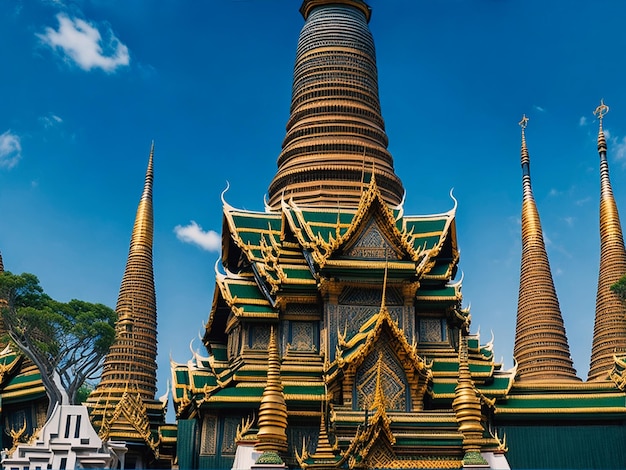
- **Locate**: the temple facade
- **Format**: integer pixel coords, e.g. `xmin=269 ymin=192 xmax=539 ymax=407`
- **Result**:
xmin=2 ymin=0 xmax=626 ymax=469
xmin=171 ymin=0 xmax=626 ymax=468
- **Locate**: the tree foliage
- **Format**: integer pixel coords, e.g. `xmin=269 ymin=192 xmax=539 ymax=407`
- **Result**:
xmin=0 ymin=271 xmax=116 ymax=418
xmin=610 ymin=273 xmax=626 ymax=303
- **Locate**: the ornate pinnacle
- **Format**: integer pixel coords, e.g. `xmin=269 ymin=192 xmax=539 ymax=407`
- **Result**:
xmin=519 ymin=114 xmax=530 ymax=168
xmin=452 ymin=324 xmax=487 ymax=465
xmin=372 ymin=352 xmax=386 ymax=411
xmin=255 ymin=326 xmax=288 ymax=457
xmin=310 ymin=391 xmax=336 ymax=461
xmin=594 ymin=99 xmax=609 ymax=153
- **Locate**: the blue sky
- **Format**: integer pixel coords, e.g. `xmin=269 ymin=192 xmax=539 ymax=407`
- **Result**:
xmin=3 ymin=0 xmax=626 ymax=417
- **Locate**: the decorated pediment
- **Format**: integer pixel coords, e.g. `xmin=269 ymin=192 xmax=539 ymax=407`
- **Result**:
xmin=99 ymin=388 xmax=160 ymax=457
xmin=281 ymin=176 xmax=432 ymax=273
xmin=343 ymin=218 xmax=402 ymax=261
xmin=330 ymin=304 xmax=431 ymax=412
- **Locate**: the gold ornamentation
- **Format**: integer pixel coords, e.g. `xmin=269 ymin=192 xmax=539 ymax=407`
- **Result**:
xmin=609 ymin=356 xmax=626 ymax=390
xmin=5 ymin=418 xmax=28 ymax=456
xmin=594 ymin=99 xmax=609 ymax=121
xmin=452 ymin=325 xmax=487 ymax=464
xmin=255 ymin=326 xmax=288 ymax=454
xmin=99 ymin=388 xmax=160 ymax=457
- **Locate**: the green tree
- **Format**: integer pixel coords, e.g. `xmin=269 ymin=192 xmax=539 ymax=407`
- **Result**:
xmin=0 ymin=271 xmax=116 ymax=418
xmin=610 ymin=273 xmax=626 ymax=303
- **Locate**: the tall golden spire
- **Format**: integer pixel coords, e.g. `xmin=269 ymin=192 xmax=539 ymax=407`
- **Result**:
xmin=267 ymin=0 xmax=404 ymax=209
xmin=89 ymin=143 xmax=157 ymax=400
xmin=513 ymin=116 xmax=578 ymax=381
xmin=588 ymin=101 xmax=626 ymax=381
xmin=254 ymin=326 xmax=288 ymax=461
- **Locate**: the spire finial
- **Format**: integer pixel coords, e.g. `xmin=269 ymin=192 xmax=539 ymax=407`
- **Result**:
xmin=595 ymin=100 xmax=609 ymax=153
xmin=519 ymin=115 xmax=530 ymax=168
xmin=518 ymin=114 xmax=529 ymax=130
xmin=594 ymin=99 xmax=609 ymax=122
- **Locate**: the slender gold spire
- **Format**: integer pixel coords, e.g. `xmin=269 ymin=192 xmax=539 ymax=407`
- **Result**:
xmin=255 ymin=326 xmax=288 ymax=457
xmin=267 ymin=0 xmax=404 ymax=209
xmin=588 ymin=101 xmax=626 ymax=380
xmin=90 ymin=143 xmax=157 ymax=398
xmin=513 ymin=116 xmax=578 ymax=381
xmin=452 ymin=321 xmax=487 ymax=465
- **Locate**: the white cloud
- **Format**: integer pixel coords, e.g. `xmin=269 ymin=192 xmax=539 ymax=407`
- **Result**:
xmin=548 ymin=188 xmax=561 ymax=197
xmin=614 ymin=136 xmax=626 ymax=162
xmin=39 ymin=113 xmax=63 ymax=129
xmin=579 ymin=116 xmax=587 ymax=126
xmin=37 ymin=14 xmax=130 ymax=72
xmin=0 ymin=131 xmax=22 ymax=169
xmin=533 ymin=105 xmax=546 ymax=113
xmin=603 ymin=128 xmax=611 ymax=139
xmin=575 ymin=196 xmax=591 ymax=206
xmin=174 ymin=221 xmax=221 ymax=252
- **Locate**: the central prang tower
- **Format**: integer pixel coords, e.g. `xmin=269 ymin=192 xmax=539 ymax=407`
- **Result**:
xmin=268 ymin=0 xmax=404 ymax=209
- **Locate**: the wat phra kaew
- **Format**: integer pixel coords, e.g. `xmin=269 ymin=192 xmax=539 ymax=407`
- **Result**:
xmin=2 ymin=1 xmax=626 ymax=469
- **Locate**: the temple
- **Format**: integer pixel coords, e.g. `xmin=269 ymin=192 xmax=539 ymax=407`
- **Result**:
xmin=170 ymin=1 xmax=626 ymax=468
xmin=1 ymin=0 xmax=626 ymax=468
